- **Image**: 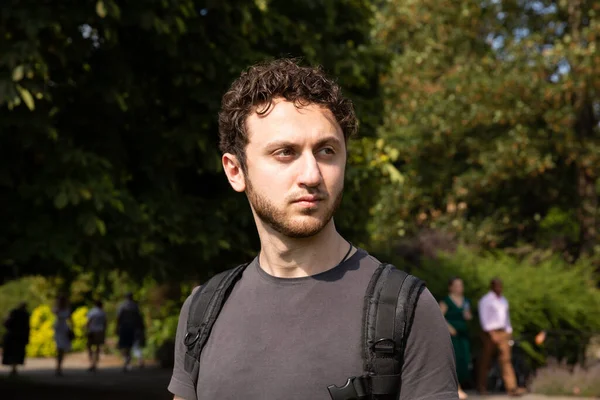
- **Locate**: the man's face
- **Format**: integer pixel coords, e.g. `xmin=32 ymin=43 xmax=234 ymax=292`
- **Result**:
xmin=240 ymin=99 xmax=346 ymax=238
xmin=491 ymin=280 xmax=503 ymax=296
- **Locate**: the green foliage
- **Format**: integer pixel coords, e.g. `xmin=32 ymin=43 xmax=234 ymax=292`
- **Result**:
xmin=144 ymin=305 xmax=180 ymax=367
xmin=1 ymin=272 xmax=190 ymax=361
xmin=417 ymin=248 xmax=600 ymax=334
xmin=375 ymin=0 xmax=600 ymax=255
xmin=0 ymin=276 xmax=57 ymax=341
xmin=407 ymin=248 xmax=600 ymax=363
xmin=537 ymin=207 xmax=580 ymax=246
xmin=0 ymin=0 xmax=386 ymax=280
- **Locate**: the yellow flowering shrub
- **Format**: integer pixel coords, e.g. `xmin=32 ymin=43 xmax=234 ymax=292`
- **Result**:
xmin=26 ymin=304 xmax=56 ymax=357
xmin=71 ymin=306 xmax=89 ymax=351
xmin=26 ymin=304 xmax=89 ymax=357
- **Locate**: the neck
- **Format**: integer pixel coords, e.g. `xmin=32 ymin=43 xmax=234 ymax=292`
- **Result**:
xmin=257 ymin=219 xmax=354 ymax=278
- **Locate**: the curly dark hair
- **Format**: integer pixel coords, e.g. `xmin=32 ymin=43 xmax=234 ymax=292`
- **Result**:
xmin=218 ymin=58 xmax=358 ymax=169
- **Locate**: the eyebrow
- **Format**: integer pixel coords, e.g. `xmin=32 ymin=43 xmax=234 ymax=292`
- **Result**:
xmin=264 ymin=135 xmax=343 ymax=151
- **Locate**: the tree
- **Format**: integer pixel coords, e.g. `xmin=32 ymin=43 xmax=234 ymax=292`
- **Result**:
xmin=0 ymin=0 xmax=387 ymax=282
xmin=373 ymin=0 xmax=600 ymax=257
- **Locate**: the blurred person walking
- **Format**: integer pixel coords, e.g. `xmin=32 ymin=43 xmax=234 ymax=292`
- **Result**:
xmin=132 ymin=312 xmax=146 ymax=368
xmin=86 ymin=299 xmax=107 ymax=372
xmin=477 ymin=278 xmax=526 ymax=396
xmin=2 ymin=302 xmax=30 ymax=376
xmin=440 ymin=277 xmax=472 ymax=399
xmin=116 ymin=292 xmax=143 ymax=371
xmin=53 ymin=294 xmax=73 ymax=376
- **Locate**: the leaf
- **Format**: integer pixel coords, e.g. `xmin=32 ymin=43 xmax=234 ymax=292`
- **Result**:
xmin=79 ymin=189 xmax=92 ymax=200
xmin=54 ymin=192 xmax=69 ymax=209
xmin=110 ymin=199 xmax=125 ymax=212
xmin=254 ymin=0 xmax=268 ymax=12
xmin=96 ymin=219 xmax=107 ymax=236
xmin=96 ymin=1 xmax=107 ymax=18
xmin=175 ymin=17 xmax=186 ymax=33
xmin=12 ymin=66 xmax=24 ymax=82
xmin=384 ymin=164 xmax=404 ymax=184
xmin=16 ymin=85 xmax=35 ymax=111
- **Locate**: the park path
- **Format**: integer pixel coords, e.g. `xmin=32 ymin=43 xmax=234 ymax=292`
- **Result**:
xmin=0 ymin=352 xmax=595 ymax=400
xmin=0 ymin=352 xmax=172 ymax=400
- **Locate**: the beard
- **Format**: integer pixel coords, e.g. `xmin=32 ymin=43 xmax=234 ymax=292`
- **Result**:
xmin=246 ymin=179 xmax=343 ymax=239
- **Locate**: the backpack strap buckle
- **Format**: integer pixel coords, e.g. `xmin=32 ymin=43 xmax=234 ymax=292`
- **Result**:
xmin=327 ymin=376 xmax=369 ymax=400
xmin=371 ymin=338 xmax=396 ymax=355
xmin=183 ymin=332 xmax=200 ymax=348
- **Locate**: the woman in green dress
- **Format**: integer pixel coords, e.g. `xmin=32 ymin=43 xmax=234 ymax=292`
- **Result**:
xmin=440 ymin=277 xmax=472 ymax=400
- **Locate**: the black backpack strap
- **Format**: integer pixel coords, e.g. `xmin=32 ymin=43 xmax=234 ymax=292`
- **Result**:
xmin=329 ymin=263 xmax=425 ymax=400
xmin=183 ymin=263 xmax=249 ymax=393
xmin=367 ymin=264 xmax=426 ymax=398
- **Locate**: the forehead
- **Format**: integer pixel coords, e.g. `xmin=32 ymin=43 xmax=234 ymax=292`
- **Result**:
xmin=245 ymin=99 xmax=343 ymax=145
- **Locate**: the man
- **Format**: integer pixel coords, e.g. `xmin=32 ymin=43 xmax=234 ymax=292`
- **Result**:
xmin=132 ymin=310 xmax=146 ymax=369
xmin=116 ymin=292 xmax=143 ymax=372
xmin=168 ymin=59 xmax=458 ymax=400
xmin=477 ymin=278 xmax=526 ymax=396
xmin=86 ymin=299 xmax=107 ymax=372
xmin=2 ymin=302 xmax=30 ymax=376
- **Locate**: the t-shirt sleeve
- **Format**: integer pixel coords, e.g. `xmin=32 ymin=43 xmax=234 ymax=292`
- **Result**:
xmin=398 ymin=288 xmax=459 ymax=400
xmin=168 ymin=287 xmax=201 ymax=400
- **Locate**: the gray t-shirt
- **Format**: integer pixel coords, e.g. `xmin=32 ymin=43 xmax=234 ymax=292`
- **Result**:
xmin=169 ymin=249 xmax=458 ymax=400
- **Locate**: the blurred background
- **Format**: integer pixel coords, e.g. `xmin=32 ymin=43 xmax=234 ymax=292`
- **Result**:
xmin=0 ymin=0 xmax=599 ymax=398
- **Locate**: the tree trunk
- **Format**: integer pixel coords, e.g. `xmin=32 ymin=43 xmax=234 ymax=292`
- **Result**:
xmin=575 ymin=101 xmax=598 ymax=258
xmin=576 ymin=165 xmax=597 ymax=257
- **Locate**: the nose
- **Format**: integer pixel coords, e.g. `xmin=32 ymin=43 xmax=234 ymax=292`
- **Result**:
xmin=297 ymin=152 xmax=323 ymax=188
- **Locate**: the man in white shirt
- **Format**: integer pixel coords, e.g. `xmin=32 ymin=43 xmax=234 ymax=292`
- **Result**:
xmin=86 ymin=300 xmax=107 ymax=372
xmin=477 ymin=279 xmax=526 ymax=396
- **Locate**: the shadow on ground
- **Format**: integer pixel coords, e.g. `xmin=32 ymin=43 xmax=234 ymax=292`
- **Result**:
xmin=1 ymin=366 xmax=172 ymax=400
xmin=0 ymin=353 xmax=173 ymax=400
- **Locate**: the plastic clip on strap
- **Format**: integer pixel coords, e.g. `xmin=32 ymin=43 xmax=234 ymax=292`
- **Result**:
xmin=369 ymin=338 xmax=401 ymax=395
xmin=327 ymin=376 xmax=369 ymax=400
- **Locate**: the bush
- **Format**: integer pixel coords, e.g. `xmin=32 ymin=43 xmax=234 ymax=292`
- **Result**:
xmin=530 ymin=360 xmax=600 ymax=397
xmin=26 ymin=304 xmax=89 ymax=357
xmin=2 ymin=271 xmax=194 ymax=363
xmin=26 ymin=305 xmax=56 ymax=357
xmin=0 ymin=276 xmax=57 ymax=341
xmin=146 ymin=312 xmax=179 ymax=368
xmin=71 ymin=306 xmax=89 ymax=352
xmin=407 ymin=248 xmax=600 ymax=364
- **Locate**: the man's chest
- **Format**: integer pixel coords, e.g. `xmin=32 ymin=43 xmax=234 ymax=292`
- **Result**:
xmin=196 ymin=282 xmax=366 ymax=400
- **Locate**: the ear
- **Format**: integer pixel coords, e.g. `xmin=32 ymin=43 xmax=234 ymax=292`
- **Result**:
xmin=222 ymin=153 xmax=246 ymax=193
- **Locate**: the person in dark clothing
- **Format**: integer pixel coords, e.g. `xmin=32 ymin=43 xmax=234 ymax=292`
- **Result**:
xmin=116 ymin=292 xmax=144 ymax=371
xmin=2 ymin=302 xmax=30 ymax=376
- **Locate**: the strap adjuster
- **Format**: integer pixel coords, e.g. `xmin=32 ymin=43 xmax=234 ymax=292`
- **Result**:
xmin=371 ymin=338 xmax=396 ymax=355
xmin=327 ymin=376 xmax=369 ymax=400
xmin=183 ymin=332 xmax=200 ymax=347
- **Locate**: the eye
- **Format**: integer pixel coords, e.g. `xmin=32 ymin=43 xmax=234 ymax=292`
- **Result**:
xmin=318 ymin=147 xmax=336 ymax=156
xmin=274 ymin=148 xmax=295 ymax=159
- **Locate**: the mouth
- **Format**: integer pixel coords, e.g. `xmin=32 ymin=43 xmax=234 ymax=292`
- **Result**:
xmin=292 ymin=196 xmax=324 ymax=207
